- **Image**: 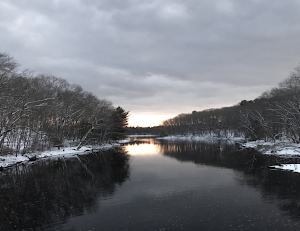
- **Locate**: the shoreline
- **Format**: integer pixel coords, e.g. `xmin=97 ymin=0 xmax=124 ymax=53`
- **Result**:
xmin=240 ymin=139 xmax=300 ymax=157
xmin=157 ymin=135 xmax=300 ymax=157
xmin=0 ymin=140 xmax=130 ymax=169
xmin=3 ymin=135 xmax=300 ymax=173
xmin=157 ymin=135 xmax=300 ymax=173
xmin=156 ymin=134 xmax=244 ymax=142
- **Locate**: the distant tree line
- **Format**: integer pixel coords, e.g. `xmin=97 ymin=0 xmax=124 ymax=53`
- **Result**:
xmin=0 ymin=51 xmax=128 ymax=155
xmin=128 ymin=63 xmax=300 ymax=143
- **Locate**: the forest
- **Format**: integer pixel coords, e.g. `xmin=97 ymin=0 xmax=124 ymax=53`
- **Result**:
xmin=0 ymin=51 xmax=128 ymax=156
xmin=128 ymin=63 xmax=300 ymax=144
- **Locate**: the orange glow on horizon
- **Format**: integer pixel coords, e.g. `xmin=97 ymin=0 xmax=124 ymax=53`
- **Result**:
xmin=128 ymin=114 xmax=175 ymax=127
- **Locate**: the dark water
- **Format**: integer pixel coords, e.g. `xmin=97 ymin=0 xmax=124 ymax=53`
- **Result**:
xmin=1 ymin=139 xmax=300 ymax=230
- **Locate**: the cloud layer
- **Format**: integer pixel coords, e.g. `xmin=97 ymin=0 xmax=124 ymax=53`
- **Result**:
xmin=1 ymin=0 xmax=300 ymax=124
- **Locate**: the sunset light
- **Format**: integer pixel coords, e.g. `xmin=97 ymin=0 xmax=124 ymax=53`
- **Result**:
xmin=2 ymin=1 xmax=300 ymax=229
xmin=128 ymin=114 xmax=175 ymax=127
xmin=126 ymin=144 xmax=158 ymax=156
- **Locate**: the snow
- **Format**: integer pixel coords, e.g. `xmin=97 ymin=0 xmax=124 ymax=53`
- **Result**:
xmin=271 ymin=164 xmax=300 ymax=173
xmin=157 ymin=134 xmax=244 ymax=142
xmin=0 ymin=140 xmax=130 ymax=168
xmin=158 ymin=135 xmax=300 ymax=174
xmin=158 ymin=135 xmax=300 ymax=157
xmin=4 ymin=133 xmax=300 ymax=174
xmin=241 ymin=140 xmax=300 ymax=156
xmin=127 ymin=134 xmax=157 ymax=137
xmin=118 ymin=139 xmax=131 ymax=143
xmin=0 ymin=155 xmax=28 ymax=168
xmin=240 ymin=139 xmax=300 ymax=173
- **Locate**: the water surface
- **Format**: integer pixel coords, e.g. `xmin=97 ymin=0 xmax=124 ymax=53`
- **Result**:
xmin=1 ymin=138 xmax=300 ymax=230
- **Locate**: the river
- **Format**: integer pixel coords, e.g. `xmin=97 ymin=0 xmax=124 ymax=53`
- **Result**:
xmin=1 ymin=138 xmax=300 ymax=230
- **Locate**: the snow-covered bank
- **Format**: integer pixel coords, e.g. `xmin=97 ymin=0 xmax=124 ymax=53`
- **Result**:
xmin=238 ymin=140 xmax=300 ymax=174
xmin=127 ymin=134 xmax=157 ymax=137
xmin=158 ymin=135 xmax=300 ymax=157
xmin=0 ymin=140 xmax=130 ymax=169
xmin=241 ymin=140 xmax=300 ymax=156
xmin=157 ymin=134 xmax=244 ymax=142
xmin=271 ymin=164 xmax=300 ymax=173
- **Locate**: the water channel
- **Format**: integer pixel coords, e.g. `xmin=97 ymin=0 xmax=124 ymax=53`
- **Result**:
xmin=1 ymin=138 xmax=300 ymax=230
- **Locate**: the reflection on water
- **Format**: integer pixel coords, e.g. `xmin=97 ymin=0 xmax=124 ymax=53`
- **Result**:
xmin=126 ymin=143 xmax=159 ymax=156
xmin=2 ymin=139 xmax=300 ymax=230
xmin=156 ymin=139 xmax=300 ymax=228
xmin=0 ymin=147 xmax=129 ymax=231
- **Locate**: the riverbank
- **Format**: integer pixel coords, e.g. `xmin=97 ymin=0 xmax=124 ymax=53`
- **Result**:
xmin=157 ymin=134 xmax=244 ymax=142
xmin=158 ymin=135 xmax=300 ymax=173
xmin=241 ymin=139 xmax=300 ymax=156
xmin=157 ymin=135 xmax=300 ymax=156
xmin=241 ymin=140 xmax=300 ymax=173
xmin=0 ymin=140 xmax=130 ymax=169
xmin=127 ymin=134 xmax=157 ymax=137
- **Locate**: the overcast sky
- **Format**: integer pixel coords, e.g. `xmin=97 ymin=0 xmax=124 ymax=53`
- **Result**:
xmin=1 ymin=0 xmax=300 ymax=126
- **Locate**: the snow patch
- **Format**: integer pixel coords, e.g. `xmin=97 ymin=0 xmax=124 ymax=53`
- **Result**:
xmin=127 ymin=135 xmax=157 ymax=137
xmin=0 ymin=155 xmax=28 ymax=168
xmin=0 ymin=140 xmax=130 ymax=168
xmin=241 ymin=140 xmax=300 ymax=156
xmin=271 ymin=164 xmax=300 ymax=173
xmin=157 ymin=134 xmax=244 ymax=142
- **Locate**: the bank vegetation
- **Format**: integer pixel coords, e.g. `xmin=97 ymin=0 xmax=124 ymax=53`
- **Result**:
xmin=128 ymin=63 xmax=300 ymax=144
xmin=0 ymin=51 xmax=128 ymax=156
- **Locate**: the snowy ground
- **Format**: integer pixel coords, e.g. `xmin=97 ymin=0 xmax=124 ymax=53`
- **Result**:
xmin=241 ymin=140 xmax=300 ymax=156
xmin=127 ymin=134 xmax=157 ymax=137
xmin=0 ymin=140 xmax=130 ymax=168
xmin=158 ymin=135 xmax=300 ymax=174
xmin=241 ymin=140 xmax=300 ymax=174
xmin=157 ymin=134 xmax=244 ymax=142
xmin=271 ymin=164 xmax=300 ymax=173
xmin=158 ymin=135 xmax=300 ymax=157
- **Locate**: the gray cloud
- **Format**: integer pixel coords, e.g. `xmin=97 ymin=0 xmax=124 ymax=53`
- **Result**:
xmin=1 ymin=0 xmax=300 ymax=123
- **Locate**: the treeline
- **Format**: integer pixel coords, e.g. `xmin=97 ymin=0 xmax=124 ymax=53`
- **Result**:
xmin=129 ymin=64 xmax=300 ymax=143
xmin=0 ymin=52 xmax=128 ymax=155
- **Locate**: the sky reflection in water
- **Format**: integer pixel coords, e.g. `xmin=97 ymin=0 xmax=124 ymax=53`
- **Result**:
xmin=126 ymin=143 xmax=160 ymax=156
xmin=61 ymin=139 xmax=300 ymax=231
